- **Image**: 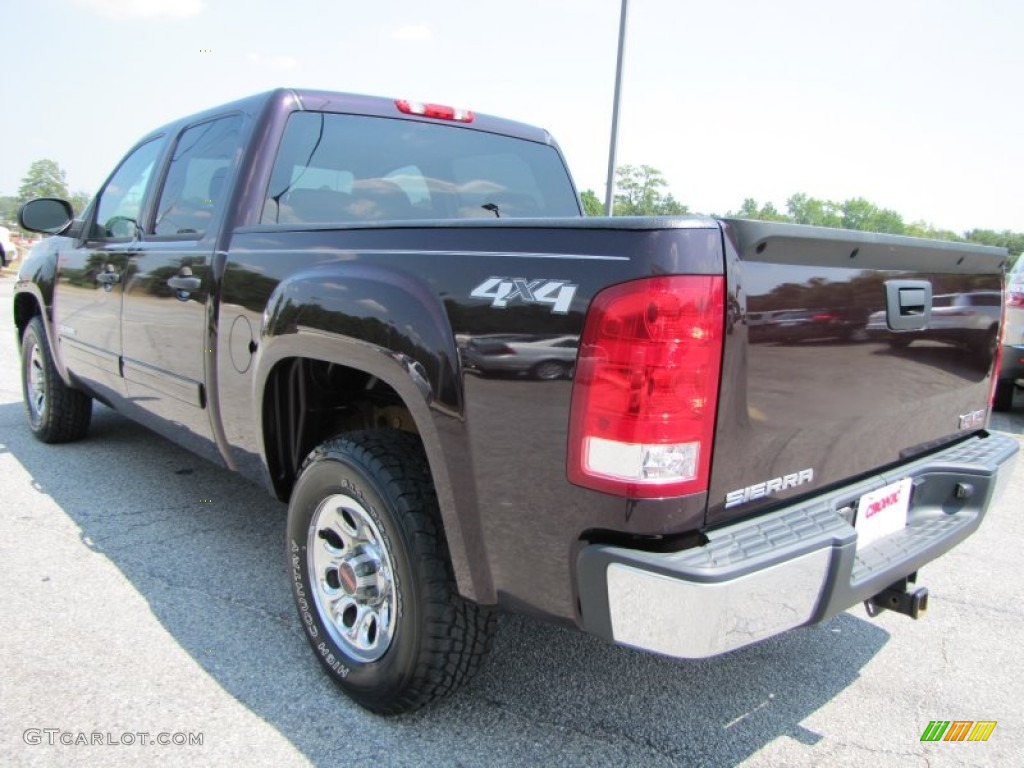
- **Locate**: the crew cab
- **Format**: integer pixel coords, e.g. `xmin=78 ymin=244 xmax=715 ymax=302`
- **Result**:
xmin=13 ymin=88 xmax=1018 ymax=713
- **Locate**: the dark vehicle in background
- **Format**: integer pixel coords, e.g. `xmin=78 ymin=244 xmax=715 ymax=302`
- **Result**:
xmin=463 ymin=334 xmax=578 ymax=379
xmin=13 ymin=89 xmax=1018 ymax=715
xmin=996 ymin=258 xmax=1024 ymax=410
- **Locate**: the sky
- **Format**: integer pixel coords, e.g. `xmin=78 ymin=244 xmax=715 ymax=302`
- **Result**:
xmin=1 ymin=0 xmax=1021 ymax=234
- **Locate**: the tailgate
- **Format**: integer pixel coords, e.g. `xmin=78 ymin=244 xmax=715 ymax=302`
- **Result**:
xmin=707 ymin=219 xmax=1008 ymax=526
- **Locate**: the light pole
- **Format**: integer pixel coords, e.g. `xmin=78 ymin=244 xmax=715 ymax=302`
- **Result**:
xmin=604 ymin=0 xmax=628 ymax=216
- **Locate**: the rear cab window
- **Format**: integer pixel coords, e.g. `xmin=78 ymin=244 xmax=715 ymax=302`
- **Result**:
xmin=261 ymin=112 xmax=580 ymax=225
xmin=153 ymin=114 xmax=243 ymax=238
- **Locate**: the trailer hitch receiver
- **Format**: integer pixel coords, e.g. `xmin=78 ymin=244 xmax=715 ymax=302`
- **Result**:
xmin=865 ymin=576 xmax=929 ymax=619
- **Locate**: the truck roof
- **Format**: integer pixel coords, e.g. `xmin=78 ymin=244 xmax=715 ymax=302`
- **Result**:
xmin=143 ymin=87 xmax=558 ymax=148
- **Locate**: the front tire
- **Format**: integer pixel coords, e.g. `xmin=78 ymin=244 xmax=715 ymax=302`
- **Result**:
xmin=286 ymin=430 xmax=494 ymax=714
xmin=20 ymin=316 xmax=92 ymax=443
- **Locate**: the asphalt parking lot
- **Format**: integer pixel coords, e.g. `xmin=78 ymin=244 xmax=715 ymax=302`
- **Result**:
xmin=1 ymin=270 xmax=1022 ymax=767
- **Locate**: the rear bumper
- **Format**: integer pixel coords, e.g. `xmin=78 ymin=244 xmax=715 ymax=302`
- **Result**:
xmin=577 ymin=431 xmax=1019 ymax=659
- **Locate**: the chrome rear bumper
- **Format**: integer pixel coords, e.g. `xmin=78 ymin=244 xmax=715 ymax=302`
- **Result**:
xmin=577 ymin=431 xmax=1019 ymax=659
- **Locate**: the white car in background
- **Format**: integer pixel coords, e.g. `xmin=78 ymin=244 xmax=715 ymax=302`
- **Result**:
xmin=866 ymin=291 xmax=1001 ymax=348
xmin=996 ymin=258 xmax=1024 ymax=410
xmin=463 ymin=334 xmax=579 ymax=380
xmin=0 ymin=226 xmax=18 ymax=268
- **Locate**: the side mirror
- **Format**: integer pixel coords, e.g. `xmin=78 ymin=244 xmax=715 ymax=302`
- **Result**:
xmin=18 ymin=198 xmax=75 ymax=235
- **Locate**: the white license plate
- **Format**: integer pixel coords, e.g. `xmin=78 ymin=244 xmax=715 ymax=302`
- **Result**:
xmin=855 ymin=477 xmax=912 ymax=548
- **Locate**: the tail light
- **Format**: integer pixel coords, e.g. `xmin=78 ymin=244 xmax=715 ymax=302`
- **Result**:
xmin=568 ymin=275 xmax=725 ymax=498
xmin=1007 ymin=287 xmax=1024 ymax=308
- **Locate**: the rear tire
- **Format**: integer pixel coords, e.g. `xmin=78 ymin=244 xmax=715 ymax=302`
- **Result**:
xmin=993 ymin=378 xmax=1016 ymax=412
xmin=20 ymin=316 xmax=92 ymax=443
xmin=286 ymin=430 xmax=494 ymax=714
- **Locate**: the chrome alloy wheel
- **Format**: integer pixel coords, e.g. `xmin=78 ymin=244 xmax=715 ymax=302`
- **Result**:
xmin=26 ymin=341 xmax=46 ymax=421
xmin=308 ymin=494 xmax=396 ymax=662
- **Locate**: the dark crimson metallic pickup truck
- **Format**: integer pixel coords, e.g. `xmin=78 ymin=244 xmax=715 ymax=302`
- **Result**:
xmin=14 ymin=89 xmax=1018 ymax=713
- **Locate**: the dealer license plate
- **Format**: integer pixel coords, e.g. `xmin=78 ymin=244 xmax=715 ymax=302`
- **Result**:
xmin=855 ymin=477 xmax=912 ymax=548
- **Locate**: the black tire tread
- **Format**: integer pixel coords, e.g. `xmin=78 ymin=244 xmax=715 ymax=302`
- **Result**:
xmin=299 ymin=430 xmax=494 ymax=714
xmin=22 ymin=316 xmax=92 ymax=443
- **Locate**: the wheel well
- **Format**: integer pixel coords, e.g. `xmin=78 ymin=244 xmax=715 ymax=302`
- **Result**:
xmin=13 ymin=292 xmax=41 ymax=341
xmin=263 ymin=356 xmax=418 ymax=500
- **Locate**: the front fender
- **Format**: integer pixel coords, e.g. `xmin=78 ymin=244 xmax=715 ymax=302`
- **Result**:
xmin=13 ymin=239 xmax=70 ymax=383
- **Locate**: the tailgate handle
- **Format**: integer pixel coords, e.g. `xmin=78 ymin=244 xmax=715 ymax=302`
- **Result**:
xmin=885 ymin=280 xmax=932 ymax=331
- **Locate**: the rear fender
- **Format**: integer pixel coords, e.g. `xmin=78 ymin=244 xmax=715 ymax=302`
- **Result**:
xmin=255 ymin=264 xmax=494 ymax=603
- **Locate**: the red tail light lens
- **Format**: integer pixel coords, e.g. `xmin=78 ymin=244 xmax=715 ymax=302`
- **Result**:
xmin=395 ymin=99 xmax=474 ymax=123
xmin=568 ymin=275 xmax=725 ymax=498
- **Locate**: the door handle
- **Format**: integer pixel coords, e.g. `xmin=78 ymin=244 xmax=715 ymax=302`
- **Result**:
xmin=167 ymin=275 xmax=202 ymax=292
xmin=96 ymin=266 xmax=121 ymax=292
xmin=96 ymin=271 xmax=120 ymax=285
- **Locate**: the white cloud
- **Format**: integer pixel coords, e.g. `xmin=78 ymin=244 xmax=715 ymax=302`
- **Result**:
xmin=392 ymin=25 xmax=433 ymax=41
xmin=246 ymin=53 xmax=300 ymax=71
xmin=73 ymin=0 xmax=206 ymax=19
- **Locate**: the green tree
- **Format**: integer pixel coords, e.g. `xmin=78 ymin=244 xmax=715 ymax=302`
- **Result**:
xmin=786 ymin=193 xmax=842 ymax=228
xmin=613 ymin=165 xmax=689 ymax=216
xmin=965 ymin=229 xmax=1024 ymax=258
xmin=657 ymin=193 xmax=689 ymax=216
xmin=580 ymin=188 xmax=603 ymax=216
xmin=732 ymin=197 xmax=790 ymax=222
xmin=69 ymin=191 xmax=92 ymax=217
xmin=839 ymin=197 xmax=905 ymax=234
xmin=0 ymin=195 xmax=18 ymax=226
xmin=18 ymin=159 xmax=71 ymax=203
xmin=905 ymin=220 xmax=963 ymax=242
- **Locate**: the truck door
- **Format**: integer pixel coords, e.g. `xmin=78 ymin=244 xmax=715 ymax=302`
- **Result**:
xmin=54 ymin=138 xmax=164 ymax=401
xmin=120 ymin=114 xmax=242 ymax=462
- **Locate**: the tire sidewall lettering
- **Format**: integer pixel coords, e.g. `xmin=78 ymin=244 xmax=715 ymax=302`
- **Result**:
xmin=289 ymin=541 xmax=318 ymax=639
xmin=287 ymin=452 xmax=416 ymax=693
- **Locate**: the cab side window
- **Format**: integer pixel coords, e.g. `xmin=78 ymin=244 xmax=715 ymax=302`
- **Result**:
xmin=90 ymin=139 xmax=163 ymax=240
xmin=153 ymin=115 xmax=242 ymax=237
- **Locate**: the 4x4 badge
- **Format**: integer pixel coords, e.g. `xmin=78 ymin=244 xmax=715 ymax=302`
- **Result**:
xmin=470 ymin=277 xmax=577 ymax=314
